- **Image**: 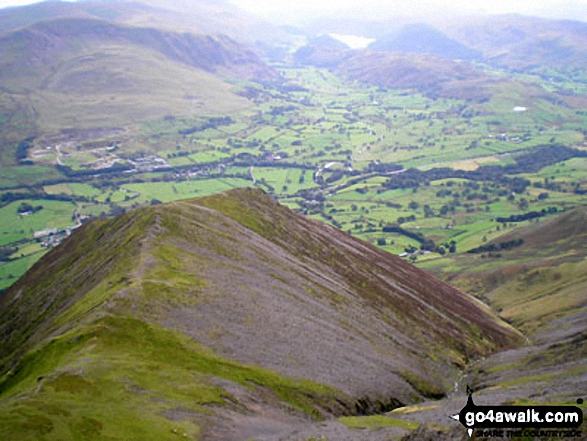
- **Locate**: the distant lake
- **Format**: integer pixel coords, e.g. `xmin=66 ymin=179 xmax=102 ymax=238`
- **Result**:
xmin=328 ymin=33 xmax=375 ymax=49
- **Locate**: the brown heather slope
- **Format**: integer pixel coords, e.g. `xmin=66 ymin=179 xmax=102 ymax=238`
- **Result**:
xmin=0 ymin=189 xmax=520 ymax=439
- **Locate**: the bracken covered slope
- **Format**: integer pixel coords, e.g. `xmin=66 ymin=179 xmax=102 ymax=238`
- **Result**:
xmin=0 ymin=188 xmax=520 ymax=440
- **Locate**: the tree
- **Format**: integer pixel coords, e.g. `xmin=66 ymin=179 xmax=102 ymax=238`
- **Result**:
xmin=377 ymin=238 xmax=387 ymax=246
xmin=17 ymin=202 xmax=34 ymax=214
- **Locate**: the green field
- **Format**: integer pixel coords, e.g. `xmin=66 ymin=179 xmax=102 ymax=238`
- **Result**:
xmin=122 ymin=179 xmax=252 ymax=204
xmin=1 ymin=65 xmax=587 ymax=289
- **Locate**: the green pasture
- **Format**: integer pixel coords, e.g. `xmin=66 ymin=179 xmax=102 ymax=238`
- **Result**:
xmin=0 ymin=250 xmax=48 ymax=291
xmin=122 ymin=178 xmax=251 ymax=204
xmin=0 ymin=166 xmax=64 ymax=188
xmin=0 ymin=200 xmax=76 ymax=246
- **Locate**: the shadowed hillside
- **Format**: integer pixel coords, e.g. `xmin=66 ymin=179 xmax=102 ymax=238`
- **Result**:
xmin=0 ymin=189 xmax=520 ymax=439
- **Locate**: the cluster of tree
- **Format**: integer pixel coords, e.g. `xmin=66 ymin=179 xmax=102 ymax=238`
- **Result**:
xmin=467 ymin=238 xmax=524 ymax=254
xmin=234 ymin=160 xmax=312 ymax=170
xmin=15 ymin=137 xmax=35 ymax=163
xmin=506 ymin=145 xmax=587 ymax=174
xmin=167 ymin=150 xmax=192 ymax=158
xmin=396 ymin=214 xmax=417 ymax=224
xmin=17 ymin=202 xmax=43 ymax=214
xmin=269 ymin=105 xmax=296 ymax=116
xmin=382 ymin=145 xmax=584 ymax=194
xmin=0 ymin=246 xmax=17 ymax=262
xmin=56 ymin=163 xmax=133 ymax=178
xmin=382 ymin=165 xmax=531 ymax=193
xmin=495 ymin=207 xmax=558 ymax=223
xmin=178 ymin=117 xmax=234 ymax=135
xmin=275 ymin=84 xmax=308 ymax=93
xmin=382 ymin=225 xmax=425 ymax=243
xmin=298 ymin=188 xmax=326 ymax=202
xmin=402 ymin=240 xmax=456 ymax=255
xmin=367 ymin=161 xmax=403 ymax=173
xmin=1 ymin=191 xmax=42 ymax=205
xmin=325 ymin=171 xmax=344 ymax=184
xmin=1 ymin=191 xmax=88 ymax=209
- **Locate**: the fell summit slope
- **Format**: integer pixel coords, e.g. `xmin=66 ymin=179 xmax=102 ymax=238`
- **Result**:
xmin=0 ymin=189 xmax=520 ymax=439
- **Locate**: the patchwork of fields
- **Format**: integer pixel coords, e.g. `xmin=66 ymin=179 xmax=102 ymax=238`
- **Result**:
xmin=1 ymin=66 xmax=587 ymax=290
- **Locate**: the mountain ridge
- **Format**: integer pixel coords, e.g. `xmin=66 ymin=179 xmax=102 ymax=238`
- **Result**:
xmin=0 ymin=15 xmax=276 ymax=135
xmin=0 ymin=188 xmax=521 ymax=439
xmin=0 ymin=0 xmax=292 ymax=46
xmin=0 ymin=16 xmax=279 ymax=91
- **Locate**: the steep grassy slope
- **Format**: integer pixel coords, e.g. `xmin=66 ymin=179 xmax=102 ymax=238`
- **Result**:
xmin=431 ymin=208 xmax=587 ymax=321
xmin=0 ymin=188 xmax=520 ymax=439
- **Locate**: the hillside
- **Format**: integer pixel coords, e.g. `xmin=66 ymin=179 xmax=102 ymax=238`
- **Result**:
xmin=293 ymin=46 xmax=488 ymax=98
xmin=390 ymin=209 xmax=587 ymax=439
xmin=0 ymin=0 xmax=292 ymax=47
xmin=0 ymin=16 xmax=279 ymax=138
xmin=302 ymin=14 xmax=587 ymax=71
xmin=441 ymin=14 xmax=587 ymax=71
xmin=369 ymin=23 xmax=482 ymax=61
xmin=0 ymin=17 xmax=278 ymax=91
xmin=0 ymin=188 xmax=520 ymax=440
xmin=336 ymin=51 xmax=486 ymax=94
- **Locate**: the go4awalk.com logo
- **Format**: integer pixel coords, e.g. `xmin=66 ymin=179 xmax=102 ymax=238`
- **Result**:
xmin=451 ymin=392 xmax=584 ymax=438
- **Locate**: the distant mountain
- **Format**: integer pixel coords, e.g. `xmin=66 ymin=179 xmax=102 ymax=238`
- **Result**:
xmin=302 ymin=14 xmax=587 ymax=71
xmin=369 ymin=23 xmax=482 ymax=61
xmin=0 ymin=16 xmax=278 ymax=135
xmin=0 ymin=0 xmax=292 ymax=47
xmin=290 ymin=35 xmax=350 ymax=69
xmin=0 ymin=188 xmax=520 ymax=439
xmin=294 ymin=45 xmax=488 ymax=98
xmin=336 ymin=51 xmax=485 ymax=92
xmin=293 ymin=44 xmax=350 ymax=68
xmin=441 ymin=14 xmax=587 ymax=70
xmin=0 ymin=17 xmax=278 ymax=89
